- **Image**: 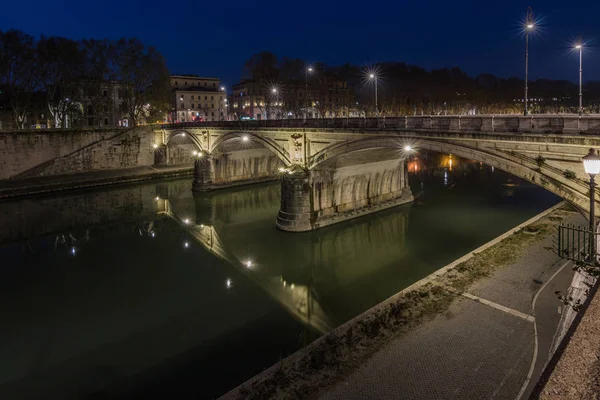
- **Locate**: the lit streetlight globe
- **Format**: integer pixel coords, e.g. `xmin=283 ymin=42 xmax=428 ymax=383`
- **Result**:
xmin=583 ymin=149 xmax=600 ymax=176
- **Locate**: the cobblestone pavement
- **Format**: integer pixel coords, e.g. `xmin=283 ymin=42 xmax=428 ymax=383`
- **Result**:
xmin=320 ymin=211 xmax=584 ymax=400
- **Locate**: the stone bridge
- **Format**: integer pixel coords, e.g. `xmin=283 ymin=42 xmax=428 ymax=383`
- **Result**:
xmin=153 ymin=115 xmax=600 ymax=231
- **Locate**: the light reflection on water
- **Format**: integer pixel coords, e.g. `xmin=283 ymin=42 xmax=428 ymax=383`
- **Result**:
xmin=0 ymin=157 xmax=560 ymax=398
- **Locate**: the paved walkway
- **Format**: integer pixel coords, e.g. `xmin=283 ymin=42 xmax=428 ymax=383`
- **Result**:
xmin=319 ymin=210 xmax=583 ymax=400
xmin=0 ymin=165 xmax=193 ymax=199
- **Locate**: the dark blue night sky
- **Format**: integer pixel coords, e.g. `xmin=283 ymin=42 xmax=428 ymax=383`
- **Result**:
xmin=1 ymin=0 xmax=598 ymax=87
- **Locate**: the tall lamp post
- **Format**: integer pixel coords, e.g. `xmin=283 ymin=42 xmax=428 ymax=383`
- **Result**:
xmin=219 ymin=86 xmax=225 ymax=121
xmin=369 ymin=73 xmax=378 ymax=116
xmin=524 ymin=7 xmax=534 ymax=115
xmin=305 ymin=66 xmax=313 ymax=120
xmin=272 ymin=88 xmax=279 ymax=120
xmin=575 ymin=42 xmax=583 ymax=115
xmin=583 ymin=148 xmax=600 ymax=261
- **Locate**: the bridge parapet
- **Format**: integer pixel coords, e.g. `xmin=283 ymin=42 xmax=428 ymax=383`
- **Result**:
xmin=161 ymin=115 xmax=600 ymax=134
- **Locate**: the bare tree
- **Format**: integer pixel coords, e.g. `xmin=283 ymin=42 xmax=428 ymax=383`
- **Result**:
xmin=0 ymin=29 xmax=39 ymax=128
xmin=37 ymin=36 xmax=85 ymax=128
xmin=115 ymin=38 xmax=170 ymax=126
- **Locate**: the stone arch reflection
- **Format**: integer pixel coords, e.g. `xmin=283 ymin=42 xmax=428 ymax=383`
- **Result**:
xmin=164 ymin=181 xmax=412 ymax=332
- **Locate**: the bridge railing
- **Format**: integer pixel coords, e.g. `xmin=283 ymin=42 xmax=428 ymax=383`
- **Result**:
xmin=161 ymin=115 xmax=600 ymax=134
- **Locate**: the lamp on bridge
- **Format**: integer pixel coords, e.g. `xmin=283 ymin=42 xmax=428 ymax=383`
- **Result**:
xmin=582 ymin=148 xmax=600 ymax=261
xmin=369 ymin=73 xmax=378 ymax=117
xmin=524 ymin=7 xmax=535 ymax=116
xmin=575 ymin=41 xmax=583 ymax=115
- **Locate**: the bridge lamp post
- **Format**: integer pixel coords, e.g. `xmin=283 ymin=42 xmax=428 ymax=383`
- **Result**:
xmin=369 ymin=73 xmax=378 ymax=117
xmin=219 ymin=86 xmax=226 ymax=121
xmin=305 ymin=66 xmax=313 ymax=120
xmin=524 ymin=7 xmax=534 ymax=115
xmin=272 ymin=88 xmax=280 ymax=119
xmin=575 ymin=43 xmax=583 ymax=115
xmin=583 ymin=148 xmax=600 ymax=261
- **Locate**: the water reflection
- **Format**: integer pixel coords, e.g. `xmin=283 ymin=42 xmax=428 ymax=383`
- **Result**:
xmin=0 ymin=156 xmax=562 ymax=399
xmin=163 ymin=186 xmax=412 ymax=332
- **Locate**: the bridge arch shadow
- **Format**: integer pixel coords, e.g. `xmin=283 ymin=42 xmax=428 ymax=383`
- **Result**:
xmin=308 ymin=136 xmax=591 ymax=210
xmin=210 ymin=131 xmax=292 ymax=165
xmin=164 ymin=130 xmax=204 ymax=165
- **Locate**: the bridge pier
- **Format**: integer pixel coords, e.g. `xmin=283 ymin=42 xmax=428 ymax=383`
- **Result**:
xmin=192 ymin=156 xmax=216 ymax=192
xmin=277 ymin=159 xmax=413 ymax=232
xmin=192 ymin=148 xmax=284 ymax=192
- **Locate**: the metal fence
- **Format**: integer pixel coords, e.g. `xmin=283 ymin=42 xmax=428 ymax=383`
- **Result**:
xmin=556 ymin=223 xmax=596 ymax=265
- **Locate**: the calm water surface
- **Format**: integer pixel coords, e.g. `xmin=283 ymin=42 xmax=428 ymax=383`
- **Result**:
xmin=0 ymin=158 xmax=559 ymax=398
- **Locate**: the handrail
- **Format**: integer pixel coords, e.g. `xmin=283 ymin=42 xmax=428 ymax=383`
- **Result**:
xmin=160 ymin=115 xmax=600 ymax=134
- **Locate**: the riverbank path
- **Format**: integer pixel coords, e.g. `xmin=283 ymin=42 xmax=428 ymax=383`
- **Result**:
xmin=319 ymin=210 xmax=583 ymax=400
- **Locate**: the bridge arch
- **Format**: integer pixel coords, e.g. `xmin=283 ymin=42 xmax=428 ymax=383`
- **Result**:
xmin=308 ymin=136 xmax=591 ymax=211
xmin=209 ymin=131 xmax=292 ymax=165
xmin=165 ymin=130 xmax=204 ymax=151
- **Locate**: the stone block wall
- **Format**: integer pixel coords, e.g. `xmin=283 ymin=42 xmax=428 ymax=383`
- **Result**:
xmin=2 ymin=127 xmax=155 ymax=180
xmin=277 ymin=158 xmax=413 ymax=232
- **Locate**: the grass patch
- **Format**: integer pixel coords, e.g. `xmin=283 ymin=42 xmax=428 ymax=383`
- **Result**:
xmin=233 ymin=206 xmax=574 ymax=400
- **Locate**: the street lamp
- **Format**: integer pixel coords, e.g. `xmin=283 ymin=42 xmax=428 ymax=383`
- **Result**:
xmin=583 ymin=148 xmax=600 ymax=261
xmin=575 ymin=42 xmax=583 ymax=115
xmin=524 ymin=7 xmax=534 ymax=115
xmin=305 ymin=66 xmax=313 ymax=120
xmin=272 ymin=88 xmax=279 ymax=119
xmin=219 ymin=86 xmax=226 ymax=121
xmin=369 ymin=73 xmax=378 ymax=116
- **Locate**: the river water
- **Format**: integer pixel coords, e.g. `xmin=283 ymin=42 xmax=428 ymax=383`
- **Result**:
xmin=0 ymin=155 xmax=559 ymax=398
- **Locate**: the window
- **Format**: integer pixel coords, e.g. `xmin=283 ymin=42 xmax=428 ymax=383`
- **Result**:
xmin=213 ymin=83 xmax=216 ymax=87
xmin=181 ymin=103 xmax=184 ymax=109
xmin=103 ymin=105 xmax=108 ymax=112
xmin=211 ymin=96 xmax=214 ymax=100
xmin=185 ymin=82 xmax=187 ymax=86
xmin=104 ymin=118 xmax=109 ymax=125
xmin=204 ymin=82 xmax=207 ymax=86
xmin=192 ymin=103 xmax=195 ymax=108
xmin=103 ymin=90 xmax=108 ymax=97
xmin=180 ymin=95 xmax=184 ymax=99
xmin=191 ymin=95 xmax=195 ymax=100
xmin=204 ymin=103 xmax=208 ymax=108
xmin=211 ymin=112 xmax=214 ymax=116
xmin=205 ymin=96 xmax=207 ymax=100
xmin=88 ymin=117 xmax=94 ymax=125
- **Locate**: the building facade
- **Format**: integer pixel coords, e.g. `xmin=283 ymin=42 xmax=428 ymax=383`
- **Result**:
xmin=79 ymin=80 xmax=129 ymax=128
xmin=230 ymin=77 xmax=356 ymax=120
xmin=170 ymin=75 xmax=226 ymax=122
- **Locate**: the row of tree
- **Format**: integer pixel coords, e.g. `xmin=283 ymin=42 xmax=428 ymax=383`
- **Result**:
xmin=0 ymin=29 xmax=170 ymax=128
xmin=243 ymin=52 xmax=600 ymax=117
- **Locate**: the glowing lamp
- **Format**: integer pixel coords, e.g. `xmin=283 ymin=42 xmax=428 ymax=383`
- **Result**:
xmin=583 ymin=148 xmax=600 ymax=177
